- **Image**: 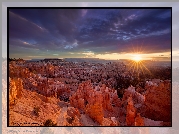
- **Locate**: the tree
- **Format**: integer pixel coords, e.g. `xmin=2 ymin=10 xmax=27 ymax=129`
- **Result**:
xmin=33 ymin=106 xmax=40 ymax=116
xmin=43 ymin=119 xmax=57 ymax=126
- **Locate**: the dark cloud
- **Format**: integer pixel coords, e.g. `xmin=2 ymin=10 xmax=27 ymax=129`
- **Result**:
xmin=9 ymin=8 xmax=171 ymax=59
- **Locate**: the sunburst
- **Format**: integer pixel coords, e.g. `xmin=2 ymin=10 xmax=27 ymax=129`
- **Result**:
xmin=132 ymin=54 xmax=142 ymax=62
xmin=126 ymin=43 xmax=152 ymax=78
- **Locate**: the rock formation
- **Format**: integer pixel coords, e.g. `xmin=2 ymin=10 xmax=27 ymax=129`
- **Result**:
xmin=9 ymin=78 xmax=23 ymax=105
xmin=69 ymin=80 xmax=120 ymax=125
xmin=122 ymin=86 xmax=145 ymax=109
xmin=64 ymin=107 xmax=82 ymax=126
xmin=126 ymin=96 xmax=136 ymax=126
xmin=9 ymin=79 xmax=17 ymax=105
xmin=85 ymin=102 xmax=104 ymax=124
xmin=140 ymin=80 xmax=171 ymax=122
xmin=101 ymin=117 xmax=119 ymax=126
xmin=134 ymin=113 xmax=144 ymax=126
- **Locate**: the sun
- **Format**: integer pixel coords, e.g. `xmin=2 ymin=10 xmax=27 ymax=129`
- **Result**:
xmin=132 ymin=54 xmax=142 ymax=62
xmin=127 ymin=44 xmax=152 ymax=77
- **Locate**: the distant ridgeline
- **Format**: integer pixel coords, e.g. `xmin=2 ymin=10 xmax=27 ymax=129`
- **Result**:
xmin=9 ymin=58 xmax=64 ymax=62
xmin=9 ymin=58 xmax=171 ymax=67
xmin=63 ymin=58 xmax=124 ymax=64
xmin=24 ymin=58 xmax=108 ymax=63
xmin=64 ymin=58 xmax=101 ymax=63
xmin=9 ymin=58 xmax=24 ymax=61
xmin=41 ymin=58 xmax=64 ymax=62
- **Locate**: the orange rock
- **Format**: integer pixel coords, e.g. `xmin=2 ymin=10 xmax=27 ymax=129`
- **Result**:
xmin=103 ymin=91 xmax=113 ymax=111
xmin=141 ymin=81 xmax=171 ymax=122
xmin=67 ymin=107 xmax=81 ymax=118
xmin=112 ymin=93 xmax=121 ymax=107
xmin=95 ymin=91 xmax=103 ymax=104
xmin=15 ymin=78 xmax=23 ymax=98
xmin=9 ymin=78 xmax=23 ymax=105
xmin=101 ymin=117 xmax=119 ymax=126
xmin=85 ymin=102 xmax=104 ymax=124
xmin=126 ymin=96 xmax=136 ymax=126
xmin=9 ymin=79 xmax=17 ymax=105
xmin=135 ymin=113 xmax=144 ymax=126
xmin=78 ymin=98 xmax=85 ymax=110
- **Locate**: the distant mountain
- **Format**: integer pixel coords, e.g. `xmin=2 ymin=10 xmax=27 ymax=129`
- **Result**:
xmin=64 ymin=58 xmax=122 ymax=64
xmin=30 ymin=59 xmax=44 ymax=61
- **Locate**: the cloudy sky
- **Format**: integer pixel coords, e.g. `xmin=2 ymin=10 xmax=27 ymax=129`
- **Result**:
xmin=9 ymin=8 xmax=171 ymax=60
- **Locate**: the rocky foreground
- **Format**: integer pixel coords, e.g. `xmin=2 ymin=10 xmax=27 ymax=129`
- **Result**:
xmin=9 ymin=77 xmax=171 ymax=126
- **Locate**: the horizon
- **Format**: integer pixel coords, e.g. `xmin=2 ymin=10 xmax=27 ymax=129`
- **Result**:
xmin=8 ymin=57 xmax=171 ymax=62
xmin=9 ymin=8 xmax=171 ymax=61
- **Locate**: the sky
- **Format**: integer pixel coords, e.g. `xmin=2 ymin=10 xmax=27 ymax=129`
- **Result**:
xmin=9 ymin=8 xmax=171 ymax=60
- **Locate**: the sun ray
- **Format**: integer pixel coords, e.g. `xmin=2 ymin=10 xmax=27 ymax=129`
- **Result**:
xmin=129 ymin=60 xmax=136 ymax=70
xmin=132 ymin=62 xmax=135 ymax=73
xmin=132 ymin=54 xmax=142 ymax=62
xmin=134 ymin=62 xmax=138 ymax=73
xmin=126 ymin=41 xmax=154 ymax=79
xmin=140 ymin=62 xmax=152 ymax=75
xmin=128 ymin=60 xmax=134 ymax=72
xmin=138 ymin=61 xmax=144 ymax=75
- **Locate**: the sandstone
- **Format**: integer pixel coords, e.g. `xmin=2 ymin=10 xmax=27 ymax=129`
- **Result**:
xmin=9 ymin=79 xmax=17 ymax=105
xmin=134 ymin=113 xmax=144 ymax=126
xmin=126 ymin=96 xmax=136 ymax=126
xmin=85 ymin=102 xmax=104 ymax=124
xmin=140 ymin=81 xmax=171 ymax=122
xmin=9 ymin=78 xmax=24 ymax=105
xmin=101 ymin=117 xmax=119 ymax=126
xmin=67 ymin=107 xmax=81 ymax=119
xmin=78 ymin=98 xmax=85 ymax=110
xmin=103 ymin=91 xmax=113 ymax=111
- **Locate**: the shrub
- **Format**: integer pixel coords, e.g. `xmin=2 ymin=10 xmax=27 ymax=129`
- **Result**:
xmin=43 ymin=119 xmax=57 ymax=126
xmin=33 ymin=106 xmax=40 ymax=116
xmin=59 ymin=94 xmax=69 ymax=102
xmin=117 ymin=88 xmax=124 ymax=98
xmin=66 ymin=117 xmax=74 ymax=124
